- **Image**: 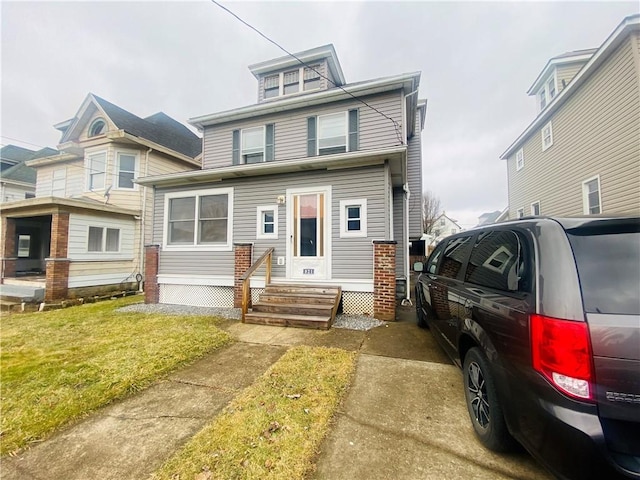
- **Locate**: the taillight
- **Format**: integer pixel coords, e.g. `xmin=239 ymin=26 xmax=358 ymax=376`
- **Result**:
xmin=530 ymin=314 xmax=594 ymax=401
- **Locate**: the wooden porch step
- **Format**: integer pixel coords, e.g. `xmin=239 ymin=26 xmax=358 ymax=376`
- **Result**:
xmin=264 ymin=284 xmax=341 ymax=296
xmin=252 ymin=301 xmax=333 ymax=316
xmin=244 ymin=311 xmax=331 ymax=330
xmin=259 ymin=292 xmax=336 ymax=305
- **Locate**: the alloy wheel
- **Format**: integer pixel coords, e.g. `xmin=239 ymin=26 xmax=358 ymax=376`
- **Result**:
xmin=467 ymin=361 xmax=490 ymax=429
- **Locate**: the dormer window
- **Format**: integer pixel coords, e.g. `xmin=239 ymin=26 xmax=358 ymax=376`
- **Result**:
xmin=89 ymin=118 xmax=106 ymax=137
xmin=537 ymin=74 xmax=557 ymax=112
xmin=262 ymin=65 xmax=323 ymax=100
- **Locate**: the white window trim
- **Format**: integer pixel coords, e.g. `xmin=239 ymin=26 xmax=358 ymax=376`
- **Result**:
xmin=86 ymin=226 xmax=121 ymax=253
xmin=541 ymin=121 xmax=553 ymax=151
xmin=113 ymin=149 xmax=139 ymax=191
xmin=582 ymin=175 xmax=602 ymax=215
xmin=537 ymin=70 xmax=558 ymax=113
xmin=163 ymin=187 xmax=234 ymax=252
xmin=516 ymin=207 xmax=524 ymax=219
xmin=317 ymin=111 xmax=348 ymax=155
xmin=339 ymin=199 xmax=367 ymax=238
xmin=241 ymin=126 xmax=266 ymax=163
xmin=85 ymin=149 xmax=108 ymax=192
xmin=256 ymin=205 xmax=278 ymax=240
xmin=263 ymin=66 xmax=322 ymax=100
xmin=515 ymin=149 xmax=524 ymax=171
xmin=530 ymin=201 xmax=541 ymax=216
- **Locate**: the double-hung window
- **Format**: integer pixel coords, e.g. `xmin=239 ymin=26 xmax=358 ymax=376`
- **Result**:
xmin=264 ymin=75 xmax=279 ymax=99
xmin=339 ymin=199 xmax=367 ymax=238
xmin=165 ymin=188 xmax=234 ymax=250
xmin=307 ymin=109 xmax=358 ymax=156
xmin=516 ymin=149 xmax=524 ymax=171
xmin=88 ymin=226 xmax=120 ymax=252
xmin=256 ymin=205 xmax=278 ymax=239
xmin=541 ymin=122 xmax=553 ymax=151
xmin=531 ymin=201 xmax=540 ymax=216
xmin=303 ymin=65 xmax=321 ymax=91
xmin=582 ymin=176 xmax=601 ymax=214
xmin=116 ymin=151 xmax=137 ymax=189
xmin=283 ymin=70 xmax=299 ymax=95
xmin=232 ymin=125 xmax=275 ymax=164
xmin=87 ymin=152 xmax=106 ymax=190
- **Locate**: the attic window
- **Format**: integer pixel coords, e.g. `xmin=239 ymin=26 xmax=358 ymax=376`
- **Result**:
xmin=89 ymin=119 xmax=106 ymax=137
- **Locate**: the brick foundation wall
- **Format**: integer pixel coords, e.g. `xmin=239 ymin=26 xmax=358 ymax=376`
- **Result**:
xmin=234 ymin=243 xmax=253 ymax=308
xmin=144 ymin=245 xmax=160 ymax=304
xmin=373 ymin=241 xmax=397 ymax=321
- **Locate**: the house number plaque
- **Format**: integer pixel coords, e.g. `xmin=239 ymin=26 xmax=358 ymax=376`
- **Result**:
xmin=303 ymin=268 xmax=315 ymax=275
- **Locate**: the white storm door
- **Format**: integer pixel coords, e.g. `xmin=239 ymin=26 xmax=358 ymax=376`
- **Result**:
xmin=286 ymin=187 xmax=331 ymax=280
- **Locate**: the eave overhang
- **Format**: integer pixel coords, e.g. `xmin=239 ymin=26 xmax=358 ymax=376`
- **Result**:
xmin=189 ymin=73 xmax=421 ymax=129
xmin=136 ymin=146 xmax=408 ymax=189
xmin=0 ymin=196 xmax=139 ymax=218
xmin=501 ymin=14 xmax=640 ymax=160
xmin=526 ymin=51 xmax=595 ymax=95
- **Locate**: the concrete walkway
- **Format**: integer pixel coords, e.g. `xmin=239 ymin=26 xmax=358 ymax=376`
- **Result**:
xmin=2 ymin=309 xmax=552 ymax=480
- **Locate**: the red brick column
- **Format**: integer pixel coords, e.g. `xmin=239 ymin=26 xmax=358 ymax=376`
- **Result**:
xmin=45 ymin=259 xmax=70 ymax=301
xmin=234 ymin=243 xmax=253 ymax=308
xmin=1 ymin=217 xmax=17 ymax=281
xmin=144 ymin=245 xmax=160 ymax=304
xmin=373 ymin=241 xmax=397 ymax=321
xmin=44 ymin=213 xmax=70 ymax=301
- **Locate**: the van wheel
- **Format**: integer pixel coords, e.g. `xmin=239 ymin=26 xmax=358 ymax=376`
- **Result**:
xmin=463 ymin=347 xmax=514 ymax=452
xmin=415 ymin=287 xmax=428 ymax=329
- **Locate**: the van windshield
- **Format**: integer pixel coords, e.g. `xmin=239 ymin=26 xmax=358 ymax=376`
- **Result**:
xmin=567 ymin=221 xmax=640 ymax=315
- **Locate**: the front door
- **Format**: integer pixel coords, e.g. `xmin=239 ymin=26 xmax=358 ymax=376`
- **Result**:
xmin=286 ymin=187 xmax=331 ymax=280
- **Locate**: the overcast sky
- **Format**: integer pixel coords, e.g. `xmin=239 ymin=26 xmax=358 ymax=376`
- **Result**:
xmin=1 ymin=1 xmax=637 ymax=227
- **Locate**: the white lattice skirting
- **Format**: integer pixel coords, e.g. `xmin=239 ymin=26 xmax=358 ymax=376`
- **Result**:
xmin=158 ymin=284 xmax=374 ymax=315
xmin=160 ymin=284 xmax=234 ymax=307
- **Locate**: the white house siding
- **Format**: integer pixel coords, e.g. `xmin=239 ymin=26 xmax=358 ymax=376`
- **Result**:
xmin=508 ymin=35 xmax=640 ymax=218
xmin=202 ymin=91 xmax=404 ymax=169
xmin=154 ymin=164 xmax=386 ymax=277
xmin=68 ymin=260 xmax=138 ymax=288
xmin=67 ymin=213 xmax=136 ymax=260
xmin=1 ymin=183 xmax=34 ymax=202
xmin=406 ymin=109 xmax=424 ymax=239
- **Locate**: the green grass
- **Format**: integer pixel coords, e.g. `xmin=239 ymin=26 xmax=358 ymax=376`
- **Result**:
xmin=0 ymin=296 xmax=232 ymax=455
xmin=153 ymin=346 xmax=356 ymax=480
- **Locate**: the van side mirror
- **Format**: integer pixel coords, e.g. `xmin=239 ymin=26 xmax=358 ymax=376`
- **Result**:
xmin=413 ymin=261 xmax=424 ymax=273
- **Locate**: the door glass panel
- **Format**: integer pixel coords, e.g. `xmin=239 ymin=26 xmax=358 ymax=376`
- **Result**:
xmin=299 ymin=194 xmax=317 ymax=257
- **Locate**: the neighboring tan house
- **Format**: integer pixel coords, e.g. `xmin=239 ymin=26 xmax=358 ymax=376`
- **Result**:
xmin=0 ymin=145 xmax=58 ymax=202
xmin=500 ymin=14 xmax=640 ymax=219
xmin=0 ymin=94 xmax=201 ymax=302
xmin=138 ymin=44 xmax=427 ymax=323
xmin=430 ymin=212 xmax=461 ymax=242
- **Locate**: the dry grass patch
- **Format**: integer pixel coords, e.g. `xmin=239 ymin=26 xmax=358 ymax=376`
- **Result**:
xmin=153 ymin=346 xmax=356 ymax=480
xmin=1 ymin=296 xmax=232 ymax=455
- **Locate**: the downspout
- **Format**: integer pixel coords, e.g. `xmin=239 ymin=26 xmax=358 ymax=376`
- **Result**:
xmin=139 ymin=147 xmax=152 ymax=292
xmin=403 ymin=182 xmax=412 ymax=306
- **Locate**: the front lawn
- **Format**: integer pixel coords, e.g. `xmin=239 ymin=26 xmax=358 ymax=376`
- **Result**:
xmin=153 ymin=346 xmax=356 ymax=480
xmin=0 ymin=296 xmax=232 ymax=455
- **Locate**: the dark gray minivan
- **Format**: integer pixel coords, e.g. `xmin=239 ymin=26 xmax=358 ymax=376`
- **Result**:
xmin=414 ymin=216 xmax=639 ymax=480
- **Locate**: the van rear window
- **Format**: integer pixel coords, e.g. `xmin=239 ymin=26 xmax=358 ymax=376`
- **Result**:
xmin=567 ymin=225 xmax=640 ymax=315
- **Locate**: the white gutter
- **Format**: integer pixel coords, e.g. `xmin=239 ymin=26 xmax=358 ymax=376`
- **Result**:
xmin=136 ymin=145 xmax=407 ymax=188
xmin=189 ymin=72 xmax=421 ymax=128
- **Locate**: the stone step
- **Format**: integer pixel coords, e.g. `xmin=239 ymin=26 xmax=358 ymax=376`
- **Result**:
xmin=0 ymin=283 xmax=45 ymax=303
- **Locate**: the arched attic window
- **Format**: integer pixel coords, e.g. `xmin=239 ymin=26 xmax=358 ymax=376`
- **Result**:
xmin=89 ymin=118 xmax=106 ymax=137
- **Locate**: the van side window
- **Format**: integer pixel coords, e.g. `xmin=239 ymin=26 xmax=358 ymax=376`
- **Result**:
xmin=439 ymin=235 xmax=474 ymax=279
xmin=426 ymin=242 xmax=446 ymax=274
xmin=465 ymin=230 xmax=526 ymax=292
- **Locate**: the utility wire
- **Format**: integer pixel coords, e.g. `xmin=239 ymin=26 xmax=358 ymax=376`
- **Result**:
xmin=210 ymin=0 xmax=406 ymax=146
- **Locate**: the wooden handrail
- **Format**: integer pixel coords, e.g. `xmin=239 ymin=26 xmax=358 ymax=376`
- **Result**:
xmin=240 ymin=248 xmax=274 ymax=322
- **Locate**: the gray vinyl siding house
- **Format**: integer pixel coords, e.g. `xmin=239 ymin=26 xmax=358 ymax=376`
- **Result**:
xmin=139 ymin=44 xmax=427 ymax=314
xmin=501 ymin=15 xmax=640 ymax=219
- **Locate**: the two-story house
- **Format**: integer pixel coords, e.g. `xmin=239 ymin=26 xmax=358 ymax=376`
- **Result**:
xmin=139 ymin=45 xmax=427 ymax=324
xmin=430 ymin=212 xmax=462 ymax=241
xmin=0 ymin=94 xmax=201 ymax=302
xmin=500 ymin=14 xmax=640 ymax=219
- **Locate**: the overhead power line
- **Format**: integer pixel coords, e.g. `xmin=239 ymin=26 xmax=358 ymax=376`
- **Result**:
xmin=210 ymin=0 xmax=406 ymax=146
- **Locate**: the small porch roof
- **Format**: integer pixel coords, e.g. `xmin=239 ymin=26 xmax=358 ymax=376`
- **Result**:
xmin=0 ymin=196 xmax=139 ymax=219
